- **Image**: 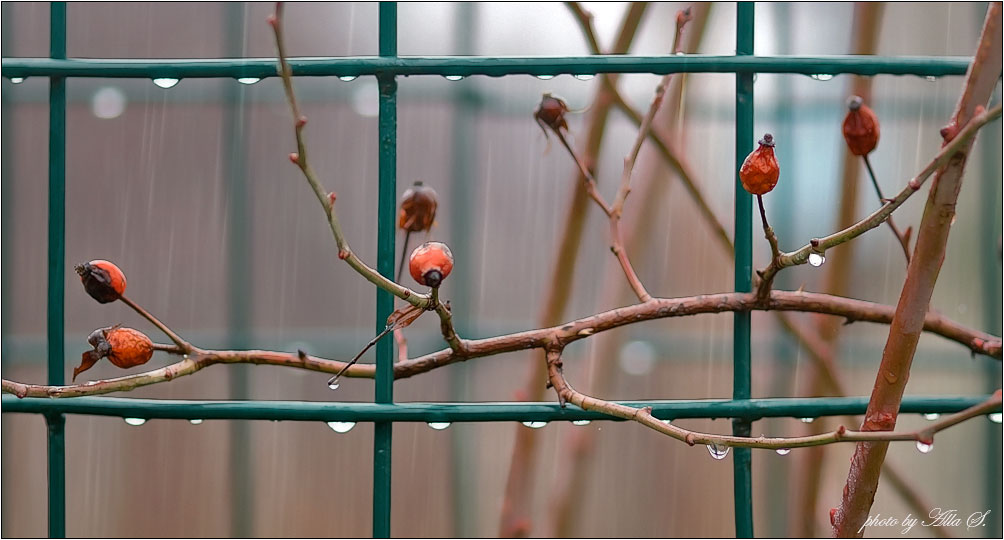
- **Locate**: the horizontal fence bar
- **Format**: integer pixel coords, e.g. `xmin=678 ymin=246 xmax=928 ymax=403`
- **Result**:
xmin=2 ymin=55 xmax=972 ymax=79
xmin=2 ymin=395 xmax=995 ymax=422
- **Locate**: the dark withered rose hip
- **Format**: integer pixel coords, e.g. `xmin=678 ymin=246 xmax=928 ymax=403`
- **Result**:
xmin=534 ymin=93 xmax=569 ymax=133
xmin=75 ymin=260 xmax=127 ymax=303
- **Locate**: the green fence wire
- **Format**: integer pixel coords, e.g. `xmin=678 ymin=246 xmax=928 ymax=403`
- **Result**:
xmin=0 ymin=2 xmax=998 ymax=538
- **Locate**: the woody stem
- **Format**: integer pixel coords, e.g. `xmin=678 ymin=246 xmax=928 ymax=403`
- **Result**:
xmin=863 ymin=154 xmax=912 ymax=263
xmin=118 ymin=295 xmax=193 ymax=353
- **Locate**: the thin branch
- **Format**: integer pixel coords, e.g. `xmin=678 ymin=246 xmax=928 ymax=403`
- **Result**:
xmin=863 ymin=154 xmax=912 ymax=263
xmin=545 ymin=346 xmax=1002 ymax=449
xmin=5 ymin=289 xmax=998 ymax=399
xmin=756 ymin=103 xmax=1002 ymax=296
xmin=269 ymin=3 xmax=431 ymax=310
xmin=119 ymin=295 xmax=194 ymax=353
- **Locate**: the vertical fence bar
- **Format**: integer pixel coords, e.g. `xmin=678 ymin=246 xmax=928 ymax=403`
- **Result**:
xmin=46 ymin=2 xmax=67 ymax=538
xmin=374 ymin=2 xmax=397 ymax=538
xmin=733 ymin=2 xmax=755 ymax=538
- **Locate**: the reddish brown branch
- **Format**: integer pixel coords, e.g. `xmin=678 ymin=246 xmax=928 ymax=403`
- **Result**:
xmin=833 ymin=6 xmax=1003 ymax=536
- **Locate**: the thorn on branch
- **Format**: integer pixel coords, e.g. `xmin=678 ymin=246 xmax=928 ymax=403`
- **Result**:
xmin=297 ymin=349 xmax=308 ymax=361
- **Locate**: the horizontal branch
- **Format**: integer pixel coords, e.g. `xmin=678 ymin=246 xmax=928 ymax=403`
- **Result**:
xmin=3 ymin=290 xmax=998 ymax=399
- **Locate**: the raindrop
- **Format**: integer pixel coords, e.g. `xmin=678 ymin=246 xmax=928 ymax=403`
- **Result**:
xmin=339 ymin=75 xmax=358 ymax=82
xmin=915 ymin=440 xmax=933 ymax=454
xmin=536 ymin=74 xmax=555 ymax=80
xmin=327 ymin=381 xmax=340 ymax=390
xmin=925 ymin=76 xmax=937 ymax=82
xmin=571 ymin=419 xmax=591 ymax=426
xmin=808 ymin=253 xmax=826 ymax=267
xmin=152 ymin=78 xmax=180 ymax=89
xmin=237 ymin=77 xmax=261 ymax=85
xmin=776 ymin=448 xmax=791 ymax=456
xmin=189 ymin=419 xmax=204 ymax=425
xmin=427 ymin=422 xmax=451 ymax=430
xmin=661 ymin=419 xmax=673 ymax=425
xmin=988 ymin=412 xmax=1002 ymax=424
xmin=799 ymin=417 xmax=815 ymax=424
xmin=9 ymin=77 xmax=25 ymax=84
xmin=124 ymin=418 xmax=147 ymax=426
xmin=923 ymin=413 xmax=941 ymax=421
xmin=809 ymin=73 xmax=834 ymax=81
xmin=675 ymin=51 xmax=685 ymax=56
xmin=327 ymin=421 xmax=356 ymax=433
xmin=707 ymin=442 xmax=731 ymax=460
xmin=521 ymin=421 xmax=548 ymax=429
xmin=444 ymin=75 xmax=465 ymax=81
xmin=573 ymin=74 xmax=595 ymax=80
xmin=91 ymin=86 xmax=127 ymax=119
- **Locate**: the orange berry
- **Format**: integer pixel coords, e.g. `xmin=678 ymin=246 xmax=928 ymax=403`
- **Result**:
xmin=75 ymin=260 xmax=127 ymax=303
xmin=534 ymin=93 xmax=569 ymax=133
xmin=73 ymin=326 xmax=153 ymax=381
xmin=409 ymin=241 xmax=454 ymax=288
xmin=842 ymin=95 xmax=880 ymax=156
xmin=398 ymin=181 xmax=438 ymax=233
xmin=739 ymin=133 xmax=780 ymax=195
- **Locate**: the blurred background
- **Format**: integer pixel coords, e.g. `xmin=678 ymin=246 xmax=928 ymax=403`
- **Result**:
xmin=1 ymin=2 xmax=1001 ymax=537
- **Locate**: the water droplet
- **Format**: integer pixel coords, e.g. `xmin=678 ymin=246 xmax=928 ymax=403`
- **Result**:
xmin=327 ymin=421 xmax=356 ymax=433
xmin=752 ymin=73 xmax=758 ymax=83
xmin=573 ymin=74 xmax=595 ymax=80
xmin=799 ymin=417 xmax=815 ymax=424
xmin=923 ymin=413 xmax=941 ymax=421
xmin=91 ymin=86 xmax=127 ymax=119
xmin=675 ymin=51 xmax=685 ymax=56
xmin=327 ymin=381 xmax=340 ymax=390
xmin=950 ymin=214 xmax=957 ymax=226
xmin=339 ymin=75 xmax=358 ymax=82
xmin=9 ymin=77 xmax=25 ymax=84
xmin=915 ymin=440 xmax=933 ymax=454
xmin=988 ymin=412 xmax=1002 ymax=424
xmin=661 ymin=419 xmax=672 ymax=425
xmin=776 ymin=448 xmax=791 ymax=456
xmin=571 ymin=419 xmax=591 ymax=426
xmin=925 ymin=76 xmax=937 ymax=82
xmin=189 ymin=419 xmax=204 ymax=425
xmin=707 ymin=442 xmax=730 ymax=460
xmin=444 ymin=75 xmax=465 ymax=81
xmin=808 ymin=253 xmax=826 ymax=267
xmin=536 ymin=74 xmax=555 ymax=80
xmin=521 ymin=421 xmax=548 ymax=429
xmin=124 ymin=418 xmax=147 ymax=426
xmin=427 ymin=422 xmax=451 ymax=430
xmin=152 ymin=78 xmax=180 ymax=89
xmin=809 ymin=73 xmax=834 ymax=81
xmin=237 ymin=77 xmax=260 ymax=85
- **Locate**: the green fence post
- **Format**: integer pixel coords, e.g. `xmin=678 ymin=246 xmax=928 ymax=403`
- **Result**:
xmin=374 ymin=3 xmax=398 ymax=538
xmin=46 ymin=3 xmax=67 ymax=538
xmin=733 ymin=2 xmax=755 ymax=538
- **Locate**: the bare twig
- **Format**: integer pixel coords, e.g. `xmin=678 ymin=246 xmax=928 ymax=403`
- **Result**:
xmin=862 ymin=154 xmax=913 ymax=263
xmin=834 ymin=6 xmax=1003 ymax=535
xmin=269 ymin=3 xmax=430 ymax=310
xmin=119 ymin=295 xmax=194 ymax=353
xmin=544 ymin=346 xmax=1002 ymax=449
xmin=756 ymin=103 xmax=1002 ymax=296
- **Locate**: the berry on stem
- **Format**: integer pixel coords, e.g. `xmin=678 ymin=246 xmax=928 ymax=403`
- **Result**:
xmin=842 ymin=95 xmax=880 ymax=156
xmin=409 ymin=241 xmax=454 ymax=288
xmin=75 ymin=260 xmax=126 ymax=304
xmin=73 ymin=326 xmax=154 ymax=381
xmin=739 ymin=133 xmax=780 ymax=195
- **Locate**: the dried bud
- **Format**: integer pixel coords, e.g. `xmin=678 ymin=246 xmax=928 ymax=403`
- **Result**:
xmin=296 ymin=116 xmax=308 ymax=128
xmin=398 ymin=181 xmax=438 ymax=233
xmin=73 ymin=326 xmax=154 ymax=381
xmin=842 ymin=95 xmax=880 ymax=155
xmin=75 ymin=260 xmax=127 ymax=303
xmin=409 ymin=241 xmax=454 ymax=288
xmin=289 ymin=152 xmax=300 ymax=164
xmin=534 ymin=93 xmax=570 ymax=134
xmin=328 ymin=191 xmax=338 ymax=208
xmin=739 ymin=133 xmax=780 ymax=195
xmin=676 ymin=7 xmax=693 ymax=27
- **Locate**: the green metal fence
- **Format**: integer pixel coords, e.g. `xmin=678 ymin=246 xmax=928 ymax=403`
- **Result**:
xmin=0 ymin=2 xmax=998 ymax=538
